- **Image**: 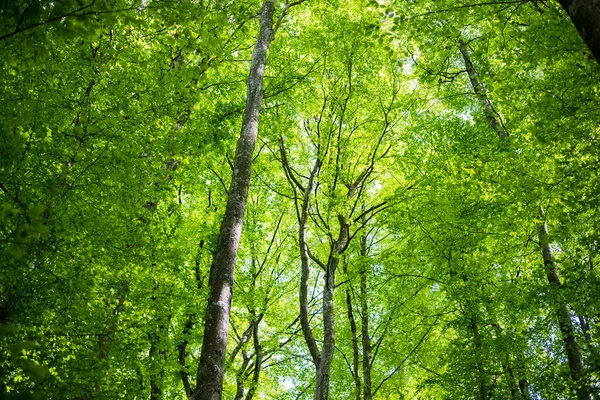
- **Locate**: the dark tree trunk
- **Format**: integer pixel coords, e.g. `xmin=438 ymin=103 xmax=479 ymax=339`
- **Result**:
xmin=344 ymin=283 xmax=361 ymax=400
xmin=558 ymin=0 xmax=600 ymax=63
xmin=194 ymin=2 xmax=275 ymax=399
xmin=244 ymin=315 xmax=263 ymax=400
xmin=178 ymin=314 xmax=195 ymax=399
xmin=538 ymin=207 xmax=591 ymax=400
xmin=470 ymin=316 xmax=487 ymax=400
xmin=360 ymin=234 xmax=372 ymax=400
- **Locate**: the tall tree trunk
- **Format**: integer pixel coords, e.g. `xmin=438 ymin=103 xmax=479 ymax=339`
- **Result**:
xmin=360 ymin=233 xmax=372 ymax=400
xmin=314 ymin=261 xmax=336 ymax=400
xmin=178 ymin=314 xmax=195 ymax=399
xmin=244 ymin=315 xmax=263 ymax=400
xmin=538 ymin=207 xmax=591 ymax=400
xmin=194 ymin=2 xmax=275 ymax=398
xmin=294 ymin=158 xmax=322 ymax=367
xmin=315 ymin=216 xmax=348 ymax=400
xmin=459 ymin=40 xmax=508 ymax=140
xmin=557 ymin=0 xmax=600 ymax=63
xmin=343 ymin=273 xmax=361 ymax=400
xmin=470 ymin=316 xmax=487 ymax=400
xmin=463 ymin=43 xmax=590 ymax=399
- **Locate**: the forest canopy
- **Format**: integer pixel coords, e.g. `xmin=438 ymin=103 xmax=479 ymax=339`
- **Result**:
xmin=1 ymin=0 xmax=599 ymax=399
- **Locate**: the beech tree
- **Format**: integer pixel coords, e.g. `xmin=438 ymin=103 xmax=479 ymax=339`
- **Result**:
xmin=1 ymin=0 xmax=599 ymax=399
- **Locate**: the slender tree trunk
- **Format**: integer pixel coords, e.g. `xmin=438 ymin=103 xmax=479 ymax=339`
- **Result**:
xmin=557 ymin=0 xmax=600 ymax=63
xmin=233 ymin=352 xmax=251 ymax=400
xmin=315 ymin=217 xmax=348 ymax=400
xmin=178 ymin=314 xmax=194 ymax=399
xmin=360 ymin=234 xmax=372 ymax=400
xmin=194 ymin=2 xmax=275 ymax=399
xmin=490 ymin=323 xmax=531 ymax=400
xmin=538 ymin=207 xmax=591 ymax=400
xmin=343 ymin=261 xmax=361 ymax=400
xmin=244 ymin=315 xmax=263 ymax=400
xmin=463 ymin=42 xmax=590 ymax=399
xmin=295 ymin=159 xmax=322 ymax=367
xmin=459 ymin=40 xmax=508 ymax=140
xmin=470 ymin=316 xmax=487 ymax=400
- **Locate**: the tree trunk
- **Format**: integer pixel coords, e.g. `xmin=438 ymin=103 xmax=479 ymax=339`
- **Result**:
xmin=470 ymin=316 xmax=487 ymax=400
xmin=178 ymin=314 xmax=195 ymax=399
xmin=464 ymin=41 xmax=590 ymax=398
xmin=244 ymin=314 xmax=263 ymax=400
xmin=360 ymin=234 xmax=372 ymax=400
xmin=459 ymin=40 xmax=508 ymax=140
xmin=296 ymin=158 xmax=322 ymax=367
xmin=537 ymin=207 xmax=591 ymax=400
xmin=343 ymin=265 xmax=361 ymax=400
xmin=558 ymin=0 xmax=600 ymax=63
xmin=194 ymin=2 xmax=275 ymax=399
xmin=315 ymin=216 xmax=348 ymax=400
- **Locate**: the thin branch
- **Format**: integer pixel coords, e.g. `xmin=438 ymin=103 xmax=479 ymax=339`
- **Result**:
xmin=272 ymin=0 xmax=307 ymax=39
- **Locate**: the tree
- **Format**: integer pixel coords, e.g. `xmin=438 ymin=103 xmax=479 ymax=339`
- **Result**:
xmin=1 ymin=0 xmax=599 ymax=399
xmin=557 ymin=0 xmax=600 ymax=63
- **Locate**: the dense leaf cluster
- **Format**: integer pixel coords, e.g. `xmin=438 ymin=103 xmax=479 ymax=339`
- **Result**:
xmin=1 ymin=0 xmax=599 ymax=399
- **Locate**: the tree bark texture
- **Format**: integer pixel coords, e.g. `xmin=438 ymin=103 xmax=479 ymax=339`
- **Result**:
xmin=298 ymin=159 xmax=322 ymax=367
xmin=343 ymin=263 xmax=361 ymax=400
xmin=459 ymin=40 xmax=509 ymax=140
xmin=315 ymin=215 xmax=349 ymax=400
xmin=360 ymin=234 xmax=372 ymax=400
xmin=558 ymin=0 xmax=600 ymax=63
xmin=537 ymin=207 xmax=591 ymax=400
xmin=194 ymin=2 xmax=274 ymax=399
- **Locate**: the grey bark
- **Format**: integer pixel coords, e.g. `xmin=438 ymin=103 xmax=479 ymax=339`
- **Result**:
xmin=558 ymin=0 xmax=600 ymax=63
xmin=459 ymin=40 xmax=509 ymax=140
xmin=538 ymin=207 xmax=591 ymax=400
xmin=194 ymin=2 xmax=275 ymax=399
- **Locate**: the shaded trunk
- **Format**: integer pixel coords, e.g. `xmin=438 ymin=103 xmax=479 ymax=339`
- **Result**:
xmin=492 ymin=323 xmax=530 ymax=400
xmin=470 ymin=317 xmax=487 ymax=400
xmin=558 ymin=0 xmax=600 ymax=63
xmin=518 ymin=379 xmax=531 ymax=400
xmin=233 ymin=351 xmax=251 ymax=400
xmin=315 ymin=216 xmax=348 ymax=400
xmin=360 ymin=234 xmax=372 ymax=400
xmin=98 ymin=280 xmax=128 ymax=361
xmin=344 ymin=284 xmax=361 ymax=400
xmin=459 ymin=40 xmax=508 ymax=140
xmin=538 ymin=207 xmax=590 ymax=400
xmin=149 ymin=328 xmax=168 ymax=400
xmin=244 ymin=316 xmax=263 ymax=400
xmin=296 ymin=159 xmax=322 ymax=367
xmin=194 ymin=2 xmax=275 ymax=399
xmin=178 ymin=314 xmax=194 ymax=400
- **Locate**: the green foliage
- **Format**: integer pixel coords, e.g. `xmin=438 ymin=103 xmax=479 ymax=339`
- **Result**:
xmin=1 ymin=0 xmax=599 ymax=398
